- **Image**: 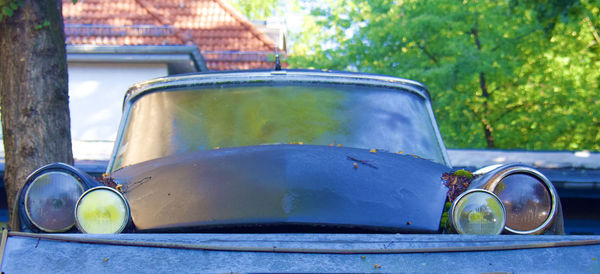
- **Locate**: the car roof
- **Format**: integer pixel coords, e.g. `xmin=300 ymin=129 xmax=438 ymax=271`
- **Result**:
xmin=122 ymin=69 xmax=431 ymax=109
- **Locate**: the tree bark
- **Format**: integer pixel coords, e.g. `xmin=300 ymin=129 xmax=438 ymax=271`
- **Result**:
xmin=0 ymin=0 xmax=73 ymax=229
xmin=471 ymin=25 xmax=495 ymax=148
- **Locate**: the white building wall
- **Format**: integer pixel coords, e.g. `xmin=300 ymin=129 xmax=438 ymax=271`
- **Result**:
xmin=69 ymin=62 xmax=168 ymax=160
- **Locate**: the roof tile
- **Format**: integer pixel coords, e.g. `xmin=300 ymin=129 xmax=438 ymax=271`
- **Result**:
xmin=63 ymin=0 xmax=281 ymax=70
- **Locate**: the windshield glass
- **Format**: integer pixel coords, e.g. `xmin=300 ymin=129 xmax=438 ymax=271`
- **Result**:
xmin=111 ymin=84 xmax=446 ymax=170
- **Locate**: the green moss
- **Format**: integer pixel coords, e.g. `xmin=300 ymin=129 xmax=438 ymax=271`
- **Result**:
xmin=453 ymin=169 xmax=473 ymax=178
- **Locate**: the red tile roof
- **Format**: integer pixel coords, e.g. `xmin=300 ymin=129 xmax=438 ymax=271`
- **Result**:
xmin=63 ymin=0 xmax=279 ymax=70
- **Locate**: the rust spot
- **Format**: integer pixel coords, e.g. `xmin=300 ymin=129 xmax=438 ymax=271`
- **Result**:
xmin=442 ymin=172 xmax=474 ymax=203
xmin=98 ymin=176 xmax=117 ymax=188
xmin=347 ymin=156 xmax=378 ymax=169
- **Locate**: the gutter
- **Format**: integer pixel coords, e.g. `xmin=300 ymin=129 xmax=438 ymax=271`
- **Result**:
xmin=66 ymin=45 xmax=208 ymax=72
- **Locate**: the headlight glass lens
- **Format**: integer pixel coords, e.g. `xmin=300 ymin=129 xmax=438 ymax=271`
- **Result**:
xmin=75 ymin=187 xmax=129 ymax=233
xmin=25 ymin=171 xmax=84 ymax=232
xmin=493 ymin=173 xmax=551 ymax=232
xmin=451 ymin=190 xmax=506 ymax=235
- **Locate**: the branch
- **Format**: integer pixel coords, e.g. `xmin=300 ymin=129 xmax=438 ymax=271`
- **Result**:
xmin=585 ymin=16 xmax=600 ymax=45
xmin=490 ymin=28 xmax=539 ymax=52
xmin=417 ymin=43 xmax=439 ymax=64
xmin=479 ymin=72 xmax=490 ymax=98
xmin=491 ymin=102 xmax=534 ymax=123
xmin=471 ymin=18 xmax=495 ymax=148
xmin=471 ymin=28 xmax=482 ymax=50
xmin=480 ymin=117 xmax=495 ymax=148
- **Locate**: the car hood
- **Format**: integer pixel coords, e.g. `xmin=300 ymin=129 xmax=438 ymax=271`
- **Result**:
xmin=112 ymin=145 xmax=451 ymax=233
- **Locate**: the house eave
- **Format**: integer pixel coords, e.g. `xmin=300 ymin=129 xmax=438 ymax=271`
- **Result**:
xmin=66 ymin=45 xmax=208 ymax=74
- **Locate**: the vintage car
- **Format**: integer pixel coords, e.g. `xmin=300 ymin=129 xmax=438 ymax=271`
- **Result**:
xmin=15 ymin=70 xmax=563 ymax=236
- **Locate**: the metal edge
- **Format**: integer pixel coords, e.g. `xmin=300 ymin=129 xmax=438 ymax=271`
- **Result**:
xmin=475 ymin=165 xmax=558 ymax=235
xmin=66 ymin=45 xmax=207 ymax=73
xmin=123 ymin=70 xmax=430 ymax=106
xmin=19 ymin=163 xmax=96 ymax=232
xmin=23 ymin=171 xmax=85 ymax=233
xmin=0 ymin=228 xmax=7 ymax=271
xmin=106 ymin=70 xmax=447 ymax=172
xmin=426 ymin=101 xmax=451 ymax=166
xmin=449 ymin=189 xmax=506 ymax=235
xmin=7 ymin=231 xmax=600 ymax=254
xmin=74 ymin=186 xmax=131 ymax=234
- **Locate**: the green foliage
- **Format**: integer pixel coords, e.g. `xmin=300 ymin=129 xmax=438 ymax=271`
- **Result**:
xmin=454 ymin=169 xmax=473 ymax=178
xmin=227 ymin=0 xmax=282 ymax=20
xmin=1 ymin=1 xmax=76 ymax=22
xmin=289 ymin=0 xmax=600 ymax=151
xmin=439 ymin=201 xmax=452 ymax=232
xmin=34 ymin=20 xmax=50 ymax=29
xmin=0 ymin=0 xmax=20 ymax=21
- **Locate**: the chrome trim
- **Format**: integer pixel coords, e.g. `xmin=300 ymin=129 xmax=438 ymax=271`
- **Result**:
xmin=107 ymin=70 xmax=449 ymax=172
xmin=425 ymin=98 xmax=451 ymax=166
xmin=449 ymin=189 xmax=506 ymax=235
xmin=0 ymin=228 xmax=7 ymax=271
xmin=24 ymin=171 xmax=85 ymax=233
xmin=74 ymin=186 xmax=131 ymax=234
xmin=124 ymin=70 xmax=430 ymax=106
xmin=470 ymin=164 xmax=558 ymax=235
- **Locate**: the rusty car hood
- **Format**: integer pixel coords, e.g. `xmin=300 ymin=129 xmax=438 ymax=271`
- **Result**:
xmin=112 ymin=145 xmax=451 ymax=233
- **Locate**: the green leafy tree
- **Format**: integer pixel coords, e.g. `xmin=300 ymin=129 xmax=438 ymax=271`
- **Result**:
xmin=289 ymin=0 xmax=600 ymax=151
xmin=0 ymin=0 xmax=74 ymax=228
xmin=227 ymin=0 xmax=283 ymax=19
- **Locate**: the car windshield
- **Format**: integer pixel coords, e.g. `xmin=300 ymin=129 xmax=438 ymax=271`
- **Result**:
xmin=111 ymin=83 xmax=446 ymax=170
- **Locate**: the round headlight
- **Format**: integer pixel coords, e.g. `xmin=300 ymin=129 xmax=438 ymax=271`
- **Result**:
xmin=24 ymin=171 xmax=84 ymax=232
xmin=493 ymin=172 xmax=555 ymax=234
xmin=467 ymin=164 xmax=559 ymax=235
xmin=450 ymin=189 xmax=506 ymax=235
xmin=75 ymin=186 xmax=130 ymax=234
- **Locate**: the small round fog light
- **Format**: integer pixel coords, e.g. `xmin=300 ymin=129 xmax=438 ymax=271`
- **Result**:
xmin=450 ymin=189 xmax=506 ymax=235
xmin=75 ymin=186 xmax=130 ymax=233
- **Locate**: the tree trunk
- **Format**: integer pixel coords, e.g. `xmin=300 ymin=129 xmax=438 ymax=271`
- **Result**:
xmin=0 ymin=0 xmax=73 ymax=229
xmin=471 ymin=25 xmax=495 ymax=148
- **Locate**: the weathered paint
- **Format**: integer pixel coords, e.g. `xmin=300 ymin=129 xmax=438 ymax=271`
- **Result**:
xmin=2 ymin=233 xmax=600 ymax=273
xmin=113 ymin=145 xmax=450 ymax=233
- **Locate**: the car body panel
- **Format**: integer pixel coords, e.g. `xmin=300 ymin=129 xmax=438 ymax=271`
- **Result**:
xmin=113 ymin=145 xmax=451 ymax=232
xmin=3 ymin=232 xmax=600 ymax=273
xmin=7 ymin=70 xmax=585 ymax=272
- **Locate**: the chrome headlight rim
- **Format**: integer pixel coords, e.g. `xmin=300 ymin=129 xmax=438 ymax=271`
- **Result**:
xmin=478 ymin=165 xmax=558 ymax=235
xmin=74 ymin=186 xmax=131 ymax=234
xmin=449 ymin=189 xmax=507 ymax=235
xmin=17 ymin=163 xmax=103 ymax=233
xmin=23 ymin=171 xmax=85 ymax=233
